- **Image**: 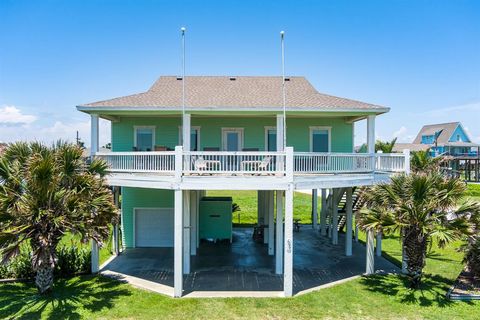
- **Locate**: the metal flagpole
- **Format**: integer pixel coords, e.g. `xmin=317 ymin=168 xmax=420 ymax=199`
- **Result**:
xmin=280 ymin=31 xmax=286 ymax=150
xmin=181 ymin=27 xmax=186 ymax=118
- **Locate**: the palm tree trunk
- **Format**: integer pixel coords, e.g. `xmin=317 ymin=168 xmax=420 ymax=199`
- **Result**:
xmin=404 ymin=227 xmax=427 ymax=288
xmin=35 ymin=263 xmax=54 ymax=294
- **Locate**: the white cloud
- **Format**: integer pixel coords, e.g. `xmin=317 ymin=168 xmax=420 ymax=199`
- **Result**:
xmin=392 ymin=126 xmax=415 ymax=143
xmin=421 ymin=101 xmax=480 ymax=118
xmin=0 ymin=106 xmax=37 ymax=125
xmin=0 ymin=119 xmax=111 ymax=147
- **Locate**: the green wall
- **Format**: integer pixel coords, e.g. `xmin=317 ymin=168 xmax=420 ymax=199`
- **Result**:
xmin=121 ymin=187 xmax=174 ymax=248
xmin=112 ymin=116 xmax=353 ymax=152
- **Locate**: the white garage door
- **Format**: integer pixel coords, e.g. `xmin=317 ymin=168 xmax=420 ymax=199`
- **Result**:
xmin=135 ymin=208 xmax=174 ymax=247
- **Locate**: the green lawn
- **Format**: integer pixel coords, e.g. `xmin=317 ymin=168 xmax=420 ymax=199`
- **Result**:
xmin=208 ymin=190 xmax=315 ymax=225
xmin=1 ymin=186 xmax=479 ymax=319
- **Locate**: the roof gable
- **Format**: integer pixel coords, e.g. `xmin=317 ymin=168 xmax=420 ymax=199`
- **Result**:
xmin=448 ymin=123 xmax=471 ymax=143
xmin=413 ymin=122 xmax=460 ymax=145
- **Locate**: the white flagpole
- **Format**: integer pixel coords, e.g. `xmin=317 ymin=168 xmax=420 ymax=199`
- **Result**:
xmin=181 ymin=27 xmax=186 ymax=118
xmin=280 ymin=31 xmax=287 ymax=150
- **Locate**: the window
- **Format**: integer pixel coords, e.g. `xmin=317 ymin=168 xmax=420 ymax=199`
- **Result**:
xmin=310 ymin=127 xmax=330 ymax=152
xmin=265 ymin=127 xmax=277 ymax=151
xmin=134 ymin=126 xmax=155 ymax=151
xmin=221 ymin=128 xmax=244 ymax=151
xmin=179 ymin=126 xmax=201 ymax=151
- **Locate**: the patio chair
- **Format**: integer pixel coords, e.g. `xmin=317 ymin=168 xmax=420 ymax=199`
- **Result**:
xmin=194 ymin=157 xmax=207 ymax=171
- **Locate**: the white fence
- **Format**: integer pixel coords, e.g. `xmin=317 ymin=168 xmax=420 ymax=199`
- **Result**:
xmin=294 ymin=153 xmax=374 ymax=174
xmin=96 ymin=150 xmax=407 ymax=175
xmin=184 ymin=151 xmax=285 ymax=175
xmin=95 ymin=152 xmax=175 ymax=173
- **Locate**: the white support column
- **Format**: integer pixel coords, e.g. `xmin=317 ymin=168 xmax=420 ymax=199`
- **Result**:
xmin=183 ymin=190 xmax=191 ymax=274
xmin=366 ymin=229 xmax=375 ymax=275
xmin=90 ymin=114 xmax=99 ymax=274
xmin=112 ymin=186 xmax=120 ymax=256
xmin=268 ymin=191 xmax=275 ymax=255
xmin=276 ymin=114 xmax=284 ymax=151
xmin=403 ymin=149 xmax=411 ymax=175
xmin=275 ymin=190 xmax=284 ymax=275
xmin=328 ymin=189 xmax=333 ymax=239
xmin=312 ymin=189 xmax=318 ymax=230
xmin=345 ymin=187 xmax=353 ymax=256
xmin=190 ymin=190 xmax=197 ymax=256
xmin=182 ymin=114 xmax=191 ymax=151
xmin=376 ymin=232 xmax=382 ymax=257
xmin=174 ymin=189 xmax=183 ymax=297
xmin=320 ymin=189 xmax=327 ymax=236
xmin=332 ymin=189 xmax=338 ymax=245
xmin=174 ymin=146 xmax=183 ymax=181
xmin=284 ymin=185 xmax=294 ymax=297
xmin=367 ymin=115 xmax=376 ymax=154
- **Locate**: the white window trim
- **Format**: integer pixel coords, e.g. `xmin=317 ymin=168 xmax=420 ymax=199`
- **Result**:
xmin=133 ymin=207 xmax=174 ymax=248
xmin=221 ymin=128 xmax=244 ymax=151
xmin=309 ymin=126 xmax=331 ymax=152
xmin=134 ymin=126 xmax=156 ymax=150
xmin=264 ymin=126 xmax=277 ymax=151
xmin=178 ymin=126 xmax=201 ymax=150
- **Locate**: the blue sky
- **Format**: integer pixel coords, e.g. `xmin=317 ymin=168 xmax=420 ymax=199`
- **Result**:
xmin=1 ymin=0 xmax=479 ymax=147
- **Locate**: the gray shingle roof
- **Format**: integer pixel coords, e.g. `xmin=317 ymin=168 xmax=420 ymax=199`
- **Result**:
xmin=413 ymin=122 xmax=460 ymax=145
xmin=79 ymin=76 xmax=386 ymax=111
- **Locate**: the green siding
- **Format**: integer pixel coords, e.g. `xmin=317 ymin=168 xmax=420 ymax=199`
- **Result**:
xmin=112 ymin=116 xmax=353 ymax=152
xmin=121 ymin=187 xmax=174 ymax=248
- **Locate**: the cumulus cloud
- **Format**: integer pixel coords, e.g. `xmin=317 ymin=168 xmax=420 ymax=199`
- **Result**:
xmin=393 ymin=126 xmax=415 ymax=143
xmin=0 ymin=106 xmax=37 ymax=126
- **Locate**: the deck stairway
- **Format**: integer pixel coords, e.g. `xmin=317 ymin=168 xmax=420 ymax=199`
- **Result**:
xmin=324 ymin=187 xmax=367 ymax=232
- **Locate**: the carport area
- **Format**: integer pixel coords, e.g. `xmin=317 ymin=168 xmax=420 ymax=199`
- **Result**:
xmin=100 ymin=227 xmax=398 ymax=297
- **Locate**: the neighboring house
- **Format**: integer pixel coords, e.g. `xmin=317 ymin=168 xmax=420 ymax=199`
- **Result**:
xmin=77 ymin=75 xmax=408 ymax=297
xmin=397 ymin=122 xmax=479 ymax=157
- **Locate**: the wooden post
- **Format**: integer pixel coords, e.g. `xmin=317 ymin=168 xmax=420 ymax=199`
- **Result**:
xmin=268 ymin=191 xmax=275 ymax=255
xmin=275 ymin=190 xmax=284 ymax=274
xmin=174 ymin=189 xmax=183 ymax=297
xmin=320 ymin=189 xmax=327 ymax=236
xmin=345 ymin=187 xmax=353 ymax=256
xmin=284 ymin=185 xmax=294 ymax=297
xmin=312 ymin=189 xmax=318 ymax=229
xmin=332 ymin=189 xmax=338 ymax=245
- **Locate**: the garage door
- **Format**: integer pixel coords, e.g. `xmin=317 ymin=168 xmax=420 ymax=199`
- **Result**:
xmin=135 ymin=208 xmax=174 ymax=247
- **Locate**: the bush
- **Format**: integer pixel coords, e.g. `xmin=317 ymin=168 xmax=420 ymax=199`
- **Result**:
xmin=55 ymin=246 xmax=91 ymax=277
xmin=0 ymin=246 xmax=91 ymax=280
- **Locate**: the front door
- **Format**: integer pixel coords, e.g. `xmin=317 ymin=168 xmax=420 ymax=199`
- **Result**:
xmin=222 ymin=129 xmax=243 ymax=151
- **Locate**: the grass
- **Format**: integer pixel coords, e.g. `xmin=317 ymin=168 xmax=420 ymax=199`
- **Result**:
xmin=60 ymin=230 xmax=114 ymax=266
xmin=1 ymin=186 xmax=479 ymax=319
xmin=207 ymin=190 xmax=315 ymax=225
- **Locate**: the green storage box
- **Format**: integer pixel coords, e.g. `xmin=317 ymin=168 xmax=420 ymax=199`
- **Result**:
xmin=199 ymin=197 xmax=233 ymax=242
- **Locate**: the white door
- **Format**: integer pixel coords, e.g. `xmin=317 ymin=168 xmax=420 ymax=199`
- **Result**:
xmin=135 ymin=208 xmax=174 ymax=247
xmin=222 ymin=129 xmax=244 ymax=151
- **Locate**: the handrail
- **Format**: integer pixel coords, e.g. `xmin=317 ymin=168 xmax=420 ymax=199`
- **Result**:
xmin=95 ymin=151 xmax=408 ymax=176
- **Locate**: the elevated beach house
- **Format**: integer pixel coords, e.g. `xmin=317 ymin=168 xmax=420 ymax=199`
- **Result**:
xmin=77 ymin=76 xmax=409 ymax=297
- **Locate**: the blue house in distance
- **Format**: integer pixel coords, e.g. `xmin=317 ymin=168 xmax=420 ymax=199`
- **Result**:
xmin=411 ymin=122 xmax=478 ymax=157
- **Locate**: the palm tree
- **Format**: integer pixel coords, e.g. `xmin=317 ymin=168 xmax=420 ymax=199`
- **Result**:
xmin=410 ymin=150 xmax=441 ymax=173
xmin=375 ymin=138 xmax=397 ymax=153
xmin=357 ymin=172 xmax=480 ymax=288
xmin=0 ymin=141 xmax=117 ymax=294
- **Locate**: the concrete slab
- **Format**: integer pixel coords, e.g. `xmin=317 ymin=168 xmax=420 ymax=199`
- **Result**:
xmin=100 ymin=227 xmax=398 ymax=297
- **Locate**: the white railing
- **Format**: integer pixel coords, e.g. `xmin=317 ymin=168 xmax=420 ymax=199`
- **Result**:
xmin=184 ymin=151 xmax=286 ymax=175
xmin=294 ymin=153 xmax=374 ymax=174
xmin=375 ymin=153 xmax=407 ymax=173
xmin=95 ymin=150 xmax=408 ymax=176
xmin=95 ymin=152 xmax=175 ymax=173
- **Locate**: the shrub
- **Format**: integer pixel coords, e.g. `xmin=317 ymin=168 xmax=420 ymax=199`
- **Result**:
xmin=55 ymin=246 xmax=91 ymax=277
xmin=0 ymin=246 xmax=91 ymax=280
